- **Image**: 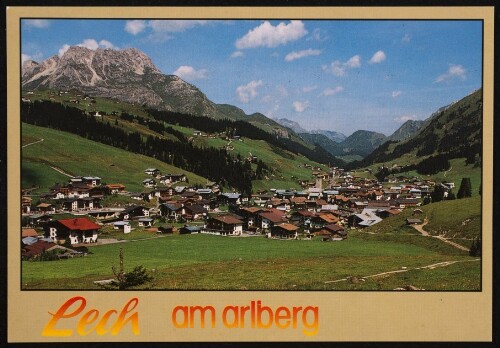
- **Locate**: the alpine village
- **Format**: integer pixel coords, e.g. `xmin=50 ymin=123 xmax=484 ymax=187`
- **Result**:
xmin=20 ymin=46 xmax=482 ymax=290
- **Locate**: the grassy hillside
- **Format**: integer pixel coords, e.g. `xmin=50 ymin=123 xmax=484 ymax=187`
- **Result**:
xmin=357 ymin=195 xmax=481 ymax=249
xmin=22 ymin=123 xmax=209 ymax=193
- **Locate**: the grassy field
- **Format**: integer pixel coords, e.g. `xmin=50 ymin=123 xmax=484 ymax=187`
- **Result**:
xmin=22 ymin=123 xmax=209 ymax=193
xmin=22 ymin=229 xmax=479 ymax=290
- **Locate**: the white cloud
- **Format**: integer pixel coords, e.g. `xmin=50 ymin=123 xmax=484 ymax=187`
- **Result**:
xmin=369 ymin=50 xmax=386 ymax=64
xmin=435 ymin=64 xmax=467 ymax=83
xmin=125 ymin=20 xmax=215 ymax=42
xmin=24 ymin=19 xmax=50 ymax=28
xmin=402 ymin=34 xmax=411 ymax=43
xmin=346 ymin=55 xmax=361 ymax=68
xmin=21 ymin=53 xmax=31 ymax=64
xmin=322 ymin=55 xmax=361 ymax=76
xmin=173 ymin=66 xmax=208 ymax=81
xmin=99 ymin=40 xmax=118 ymax=49
xmin=235 ymin=20 xmax=307 ymax=49
xmin=392 ymin=90 xmax=402 ymax=98
xmin=307 ymin=28 xmax=328 ymax=42
xmin=293 ymin=101 xmax=309 ymax=113
xmin=125 ymin=20 xmax=147 ymax=35
xmin=77 ymin=39 xmax=100 ymax=50
xmin=58 ymin=39 xmax=118 ymax=57
xmin=320 ymin=86 xmax=344 ymax=97
xmin=394 ymin=115 xmax=417 ymax=123
xmin=236 ymin=80 xmax=263 ymax=103
xmin=58 ymin=44 xmax=70 ymax=57
xmin=302 ymin=85 xmax=318 ymax=93
xmin=230 ymin=51 xmax=244 ymax=58
xmin=285 ymin=48 xmax=321 ymax=62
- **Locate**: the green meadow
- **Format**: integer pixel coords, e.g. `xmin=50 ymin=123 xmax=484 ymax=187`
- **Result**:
xmin=22 ymin=228 xmax=479 ymax=290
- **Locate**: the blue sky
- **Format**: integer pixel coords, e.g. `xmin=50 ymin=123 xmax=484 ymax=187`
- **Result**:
xmin=21 ymin=19 xmax=482 ymax=136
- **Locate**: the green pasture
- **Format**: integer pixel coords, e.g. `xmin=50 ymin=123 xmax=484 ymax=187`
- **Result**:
xmin=22 ymin=232 xmax=479 ymax=290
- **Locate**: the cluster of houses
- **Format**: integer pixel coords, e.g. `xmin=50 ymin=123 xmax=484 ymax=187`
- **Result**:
xmin=21 ymin=164 xmax=447 ymax=260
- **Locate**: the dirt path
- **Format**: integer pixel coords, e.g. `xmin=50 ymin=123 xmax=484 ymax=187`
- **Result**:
xmin=324 ymin=258 xmax=480 ymax=284
xmin=49 ymin=166 xmax=74 ymax=178
xmin=22 ymin=138 xmax=44 ymax=148
xmin=411 ymin=218 xmax=469 ymax=251
xmin=412 ymin=218 xmax=429 ymax=236
xmin=443 ymin=165 xmax=453 ymax=178
xmin=432 ymin=235 xmax=470 ymax=251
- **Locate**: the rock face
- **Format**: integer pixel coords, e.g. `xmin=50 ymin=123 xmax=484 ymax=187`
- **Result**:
xmin=387 ymin=120 xmax=425 ymax=142
xmin=22 ymin=46 xmax=218 ymax=117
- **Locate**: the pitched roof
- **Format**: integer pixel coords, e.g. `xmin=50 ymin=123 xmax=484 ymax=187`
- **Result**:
xmin=316 ymin=214 xmax=339 ymax=223
xmin=22 ymin=240 xmax=57 ymax=258
xmin=22 ymin=228 xmax=39 ymax=238
xmin=57 ymin=218 xmax=100 ymax=231
xmin=275 ymin=223 xmax=299 ymax=232
xmin=211 ymin=215 xmax=244 ymax=225
xmin=259 ymin=211 xmax=284 ymax=223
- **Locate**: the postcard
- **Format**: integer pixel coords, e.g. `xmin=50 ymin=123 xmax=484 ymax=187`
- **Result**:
xmin=7 ymin=5 xmax=494 ymax=343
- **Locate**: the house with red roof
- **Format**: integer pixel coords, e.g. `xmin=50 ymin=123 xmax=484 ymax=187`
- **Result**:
xmin=45 ymin=217 xmax=101 ymax=245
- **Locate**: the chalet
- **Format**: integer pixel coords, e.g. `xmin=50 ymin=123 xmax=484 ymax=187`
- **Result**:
xmin=28 ymin=214 xmax=53 ymax=227
xmin=270 ymin=223 xmax=299 ymax=239
xmin=82 ymin=176 xmax=102 ymax=187
xmin=120 ymin=205 xmax=149 ymax=220
xmin=367 ymin=200 xmax=391 ymax=210
xmin=196 ymin=189 xmax=213 ymax=199
xmin=179 ymin=225 xmax=201 ymax=234
xmin=193 ymin=131 xmax=202 ymax=136
xmin=183 ymin=204 xmax=207 ymax=221
xmin=158 ymin=225 xmax=174 ymax=234
xmin=144 ymin=168 xmax=161 ymax=176
xmin=60 ymin=197 xmax=100 ymax=211
xmin=348 ymin=209 xmax=382 ymax=228
xmin=88 ymin=210 xmax=119 ymax=220
xmin=324 ymin=223 xmax=347 ymax=240
xmin=206 ymin=215 xmax=244 ymax=236
xmin=160 ymin=174 xmax=187 ymax=185
xmin=160 ymin=202 xmax=183 ymax=222
xmin=290 ymin=210 xmax=315 ymax=225
xmin=376 ymin=208 xmax=402 ymax=219
xmin=106 ymin=184 xmax=126 ymax=194
xmin=310 ymin=214 xmax=339 ymax=229
xmin=143 ymin=179 xmax=156 ymax=188
xmin=218 ymin=193 xmax=242 ymax=205
xmin=154 ymin=187 xmax=174 ymax=198
xmin=290 ymin=196 xmax=306 ymax=209
xmin=238 ymin=207 xmax=262 ymax=229
xmin=406 ymin=218 xmax=422 ymax=225
xmin=138 ymin=218 xmax=154 ymax=227
xmin=258 ymin=211 xmax=285 ymax=230
xmin=36 ymin=203 xmax=56 ymax=214
xmin=113 ymin=221 xmax=131 ymax=233
xmin=22 ymin=240 xmax=58 ymax=259
xmin=45 ymin=217 xmax=100 ymax=245
xmin=22 ymin=196 xmax=32 ymax=213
